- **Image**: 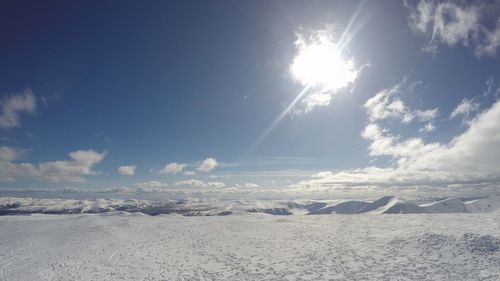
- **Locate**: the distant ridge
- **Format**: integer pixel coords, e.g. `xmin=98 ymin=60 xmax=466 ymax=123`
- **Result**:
xmin=0 ymin=195 xmax=499 ymax=216
xmin=358 ymin=196 xmax=396 ymax=213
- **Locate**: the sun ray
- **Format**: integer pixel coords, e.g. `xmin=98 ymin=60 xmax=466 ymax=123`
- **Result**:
xmin=248 ymin=4 xmax=366 ymax=154
xmin=338 ymin=0 xmax=366 ymax=52
xmin=247 ymin=84 xmax=311 ymax=154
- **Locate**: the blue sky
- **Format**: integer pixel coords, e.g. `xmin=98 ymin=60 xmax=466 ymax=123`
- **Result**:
xmin=1 ymin=0 xmax=500 ymax=198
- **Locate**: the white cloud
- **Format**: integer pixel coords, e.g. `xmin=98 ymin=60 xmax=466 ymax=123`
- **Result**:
xmin=361 ymin=123 xmax=440 ymax=163
xmin=206 ymin=181 xmax=226 ymax=188
xmin=297 ymin=86 xmax=500 ymax=190
xmin=242 ymin=182 xmax=260 ymax=188
xmin=409 ymin=100 xmax=500 ymax=174
xmin=197 ymin=157 xmax=218 ymax=172
xmin=108 ymin=186 xmax=131 ymax=193
xmin=157 ymin=158 xmax=218 ymax=175
xmin=301 ymin=92 xmax=333 ymax=114
xmin=407 ymin=0 xmax=500 ymax=56
xmin=365 ymin=83 xmax=407 ymax=121
xmin=136 ymin=180 xmax=168 ymax=188
xmin=419 ymin=122 xmax=436 ymax=133
xmin=312 ymin=171 xmax=335 ymax=178
xmin=364 ymin=79 xmax=438 ymax=124
xmin=37 ymin=150 xmax=105 ymax=182
xmin=234 ymin=182 xmax=260 ymax=188
xmin=408 ymin=0 xmax=479 ymax=52
xmin=477 ymin=19 xmax=500 ymax=56
xmin=0 ymin=146 xmax=25 ymax=162
xmin=415 ymin=109 xmax=439 ymax=122
xmin=174 ymin=179 xmax=226 ymax=188
xmin=0 ymin=89 xmax=37 ymax=129
xmin=117 ymin=165 xmax=136 ymax=176
xmin=450 ymin=98 xmax=480 ymax=121
xmin=408 ymin=0 xmax=435 ymax=34
xmin=484 ymin=78 xmax=500 ymax=97
xmin=183 ymin=170 xmax=196 ymax=176
xmin=0 ymin=148 xmax=105 ymax=182
xmin=158 ymin=162 xmax=186 ymax=175
xmin=175 ymin=179 xmax=205 ymax=187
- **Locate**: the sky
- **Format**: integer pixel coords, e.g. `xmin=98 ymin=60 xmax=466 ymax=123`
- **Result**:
xmin=1 ymin=0 xmax=500 ymax=198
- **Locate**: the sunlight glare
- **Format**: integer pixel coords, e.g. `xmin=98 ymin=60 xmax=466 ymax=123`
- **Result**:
xmin=290 ymin=31 xmax=358 ymax=92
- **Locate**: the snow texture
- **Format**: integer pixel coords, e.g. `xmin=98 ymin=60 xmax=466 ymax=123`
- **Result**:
xmin=0 ymin=211 xmax=499 ymax=280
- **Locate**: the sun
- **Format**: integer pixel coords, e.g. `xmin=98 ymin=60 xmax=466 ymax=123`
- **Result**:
xmin=290 ymin=31 xmax=358 ymax=92
xmin=249 ymin=29 xmax=361 ymax=151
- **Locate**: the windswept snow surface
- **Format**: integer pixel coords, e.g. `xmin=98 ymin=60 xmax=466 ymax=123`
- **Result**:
xmin=1 ymin=212 xmax=500 ymax=280
xmin=1 ymin=196 xmax=500 ymax=280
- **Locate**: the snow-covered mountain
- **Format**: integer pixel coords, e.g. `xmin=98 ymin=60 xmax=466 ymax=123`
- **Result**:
xmin=420 ymin=197 xmax=469 ymax=213
xmin=1 ymin=195 xmax=499 ymax=216
xmin=464 ymin=196 xmax=500 ymax=213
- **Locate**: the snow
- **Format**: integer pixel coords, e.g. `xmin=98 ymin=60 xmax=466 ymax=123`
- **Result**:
xmin=358 ymin=195 xmax=396 ymax=213
xmin=420 ymin=197 xmax=469 ymax=213
xmin=2 ymin=195 xmax=500 ymax=216
xmin=308 ymin=195 xmax=500 ymax=215
xmin=465 ymin=196 xmax=500 ymax=213
xmin=1 ymin=212 xmax=500 ymax=280
xmin=378 ymin=197 xmax=423 ymax=214
xmin=308 ymin=200 xmax=368 ymax=214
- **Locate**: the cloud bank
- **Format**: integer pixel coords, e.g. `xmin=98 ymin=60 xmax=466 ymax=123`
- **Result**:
xmin=296 ymin=81 xmax=500 ymax=191
xmin=175 ymin=179 xmax=226 ymax=188
xmin=0 ymin=148 xmax=105 ymax=182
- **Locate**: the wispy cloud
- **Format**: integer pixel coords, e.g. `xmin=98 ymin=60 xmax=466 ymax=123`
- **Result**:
xmin=136 ymin=180 xmax=168 ymax=188
xmin=477 ymin=18 xmax=500 ymax=56
xmin=174 ymin=179 xmax=226 ymax=188
xmin=364 ymin=78 xmax=438 ymax=134
xmin=134 ymin=180 xmax=169 ymax=192
xmin=364 ymin=79 xmax=438 ymax=124
xmin=235 ymin=182 xmax=260 ymax=188
xmin=419 ymin=122 xmax=436 ymax=133
xmin=450 ymin=98 xmax=480 ymax=122
xmin=0 ymin=89 xmax=37 ymax=129
xmin=484 ymin=77 xmax=500 ymax=97
xmin=407 ymin=0 xmax=500 ymax=56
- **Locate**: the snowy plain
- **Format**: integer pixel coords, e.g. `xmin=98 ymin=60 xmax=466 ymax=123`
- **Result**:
xmin=1 ymin=196 xmax=500 ymax=280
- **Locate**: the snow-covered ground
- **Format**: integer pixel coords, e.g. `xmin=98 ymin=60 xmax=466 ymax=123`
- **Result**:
xmin=1 ymin=210 xmax=500 ymax=280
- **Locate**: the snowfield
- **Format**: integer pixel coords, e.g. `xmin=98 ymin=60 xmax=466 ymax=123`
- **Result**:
xmin=1 ymin=209 xmax=500 ymax=280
